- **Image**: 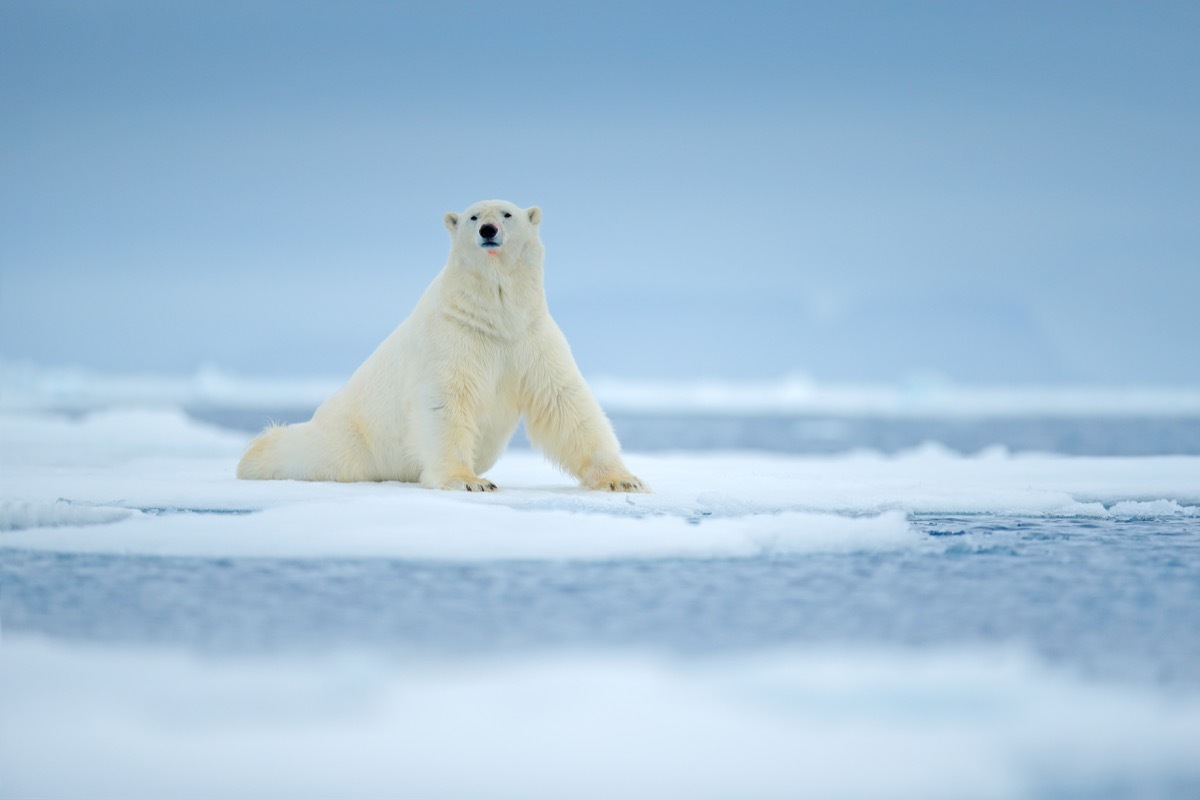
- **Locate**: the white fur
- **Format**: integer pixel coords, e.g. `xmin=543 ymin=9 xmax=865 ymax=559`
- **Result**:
xmin=237 ymin=200 xmax=646 ymax=493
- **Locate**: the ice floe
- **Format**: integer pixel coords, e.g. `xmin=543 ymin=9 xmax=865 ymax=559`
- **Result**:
xmin=1 ymin=408 xmax=1197 ymax=560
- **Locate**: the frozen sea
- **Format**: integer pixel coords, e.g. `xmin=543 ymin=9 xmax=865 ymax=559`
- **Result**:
xmin=3 ymin=367 xmax=1200 ymax=799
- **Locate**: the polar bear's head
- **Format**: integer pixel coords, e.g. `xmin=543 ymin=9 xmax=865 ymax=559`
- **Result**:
xmin=444 ymin=200 xmax=543 ymax=266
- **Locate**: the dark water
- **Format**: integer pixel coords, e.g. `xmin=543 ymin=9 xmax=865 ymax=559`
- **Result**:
xmin=5 ymin=514 xmax=1199 ymax=692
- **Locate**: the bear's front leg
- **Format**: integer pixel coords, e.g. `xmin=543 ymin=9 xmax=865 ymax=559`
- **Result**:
xmin=417 ymin=383 xmax=499 ymax=492
xmin=577 ymin=456 xmax=647 ymax=493
xmin=526 ymin=401 xmax=647 ymax=493
xmin=522 ymin=329 xmax=648 ymax=493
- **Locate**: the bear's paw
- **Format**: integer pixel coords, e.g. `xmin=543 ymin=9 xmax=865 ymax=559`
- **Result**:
xmin=435 ymin=476 xmax=499 ymax=492
xmin=585 ymin=473 xmax=650 ymax=493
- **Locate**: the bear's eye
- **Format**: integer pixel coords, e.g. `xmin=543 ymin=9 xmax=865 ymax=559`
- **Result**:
xmin=503 ymin=212 xmax=512 ymax=218
xmin=469 ymin=215 xmax=478 ymax=221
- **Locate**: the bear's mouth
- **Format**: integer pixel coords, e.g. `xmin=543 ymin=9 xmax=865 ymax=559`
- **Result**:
xmin=480 ymin=241 xmax=501 ymax=249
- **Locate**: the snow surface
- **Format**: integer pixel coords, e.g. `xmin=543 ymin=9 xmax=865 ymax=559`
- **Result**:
xmin=0 ymin=499 xmax=132 ymax=532
xmin=2 ymin=408 xmax=1198 ymax=559
xmin=3 ymin=636 xmax=1200 ymax=800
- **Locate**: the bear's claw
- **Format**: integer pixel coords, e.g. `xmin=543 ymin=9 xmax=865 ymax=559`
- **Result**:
xmin=438 ymin=478 xmax=498 ymax=492
xmin=592 ymin=475 xmax=649 ymax=493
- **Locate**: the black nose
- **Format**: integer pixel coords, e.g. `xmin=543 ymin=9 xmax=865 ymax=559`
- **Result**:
xmin=479 ymin=223 xmax=498 ymax=239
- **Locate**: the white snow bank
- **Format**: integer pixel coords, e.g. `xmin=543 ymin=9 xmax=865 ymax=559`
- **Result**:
xmin=0 ymin=499 xmax=914 ymax=560
xmin=0 ymin=408 xmax=248 ymax=466
xmin=1107 ymin=499 xmax=1200 ymax=519
xmin=2 ymin=410 xmax=1198 ymax=559
xmin=592 ymin=375 xmax=1200 ymax=416
xmin=0 ymin=360 xmax=340 ymax=411
xmin=4 ymin=361 xmax=1199 ymax=417
xmin=0 ymin=500 xmax=133 ymax=532
xmin=3 ymin=637 xmax=1198 ymax=800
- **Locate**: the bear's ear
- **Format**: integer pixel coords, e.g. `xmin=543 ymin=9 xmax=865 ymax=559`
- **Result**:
xmin=444 ymin=212 xmax=459 ymax=233
xmin=526 ymin=206 xmax=542 ymax=225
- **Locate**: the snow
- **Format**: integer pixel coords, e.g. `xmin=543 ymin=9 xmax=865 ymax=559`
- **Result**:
xmin=2 ymin=408 xmax=1198 ymax=559
xmin=3 ymin=637 xmax=1199 ymax=800
xmin=0 ymin=360 xmax=341 ymax=413
xmin=0 ymin=499 xmax=132 ymax=532
xmin=0 ymin=498 xmax=915 ymax=560
xmin=592 ymin=374 xmax=1200 ymax=417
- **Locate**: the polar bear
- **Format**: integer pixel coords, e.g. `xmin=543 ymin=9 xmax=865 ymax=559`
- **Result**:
xmin=237 ymin=199 xmax=646 ymax=493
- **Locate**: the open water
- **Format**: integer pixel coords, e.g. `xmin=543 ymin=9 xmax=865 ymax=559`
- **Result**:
xmin=4 ymin=513 xmax=1200 ymax=697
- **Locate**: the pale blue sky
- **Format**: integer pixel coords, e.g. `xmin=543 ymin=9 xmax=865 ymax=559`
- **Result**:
xmin=2 ymin=1 xmax=1197 ymax=384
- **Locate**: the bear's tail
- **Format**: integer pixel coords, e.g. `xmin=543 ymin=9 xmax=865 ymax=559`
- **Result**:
xmin=236 ymin=421 xmax=338 ymax=481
